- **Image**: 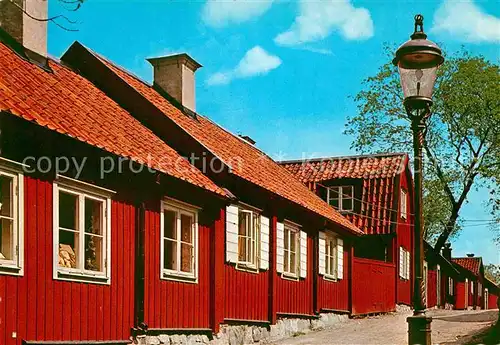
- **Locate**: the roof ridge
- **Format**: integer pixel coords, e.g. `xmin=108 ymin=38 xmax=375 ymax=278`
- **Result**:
xmin=279 ymin=152 xmax=408 ymax=164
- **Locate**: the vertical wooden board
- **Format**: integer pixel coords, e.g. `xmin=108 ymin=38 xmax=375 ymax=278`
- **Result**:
xmin=146 ymin=210 xmax=154 ymax=326
xmin=96 ymin=287 xmax=104 ymax=340
xmin=0 ymin=277 xmax=5 ymax=345
xmin=52 ymin=282 xmax=63 ymax=340
xmin=121 ymin=202 xmax=130 ymax=338
xmin=116 ymin=202 xmax=124 ymax=334
xmin=26 ymin=177 xmax=37 ymax=340
xmin=153 ymin=211 xmax=161 ymax=328
xmin=110 ymin=201 xmax=118 ymax=340
xmin=36 ymin=180 xmax=47 ymax=339
xmin=5 ymin=277 xmax=17 ymax=345
xmin=128 ymin=206 xmax=136 ymax=335
xmin=80 ymin=284 xmax=88 ymax=340
xmin=62 ymin=285 xmax=72 ymax=340
xmin=44 ymin=180 xmax=54 ymax=341
xmin=87 ymin=284 xmax=97 ymax=339
xmin=70 ymin=283 xmax=81 ymax=340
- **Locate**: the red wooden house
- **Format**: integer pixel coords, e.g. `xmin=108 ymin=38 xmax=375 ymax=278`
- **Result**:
xmin=423 ymin=242 xmax=460 ymax=309
xmin=452 ymin=255 xmax=486 ymax=310
xmin=280 ymin=153 xmax=415 ymax=314
xmin=0 ymin=22 xmax=234 ymax=345
xmin=60 ymin=41 xmax=364 ymax=331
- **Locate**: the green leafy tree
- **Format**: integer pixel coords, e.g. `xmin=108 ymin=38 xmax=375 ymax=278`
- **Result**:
xmin=484 ymin=264 xmax=500 ymax=285
xmin=345 ymin=48 xmax=500 ymax=250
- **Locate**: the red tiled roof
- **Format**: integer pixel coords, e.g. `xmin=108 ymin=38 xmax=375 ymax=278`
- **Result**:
xmin=280 ymin=153 xmax=407 ymax=183
xmin=281 ymin=154 xmax=409 ymax=235
xmin=0 ymin=43 xmax=225 ymax=196
xmin=452 ymin=257 xmax=482 ymax=277
xmin=87 ymin=49 xmax=362 ymax=235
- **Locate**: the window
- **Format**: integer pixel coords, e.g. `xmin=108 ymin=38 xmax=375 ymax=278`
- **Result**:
xmin=0 ymin=163 xmax=23 ymax=275
xmin=161 ymin=199 xmax=198 ymax=282
xmin=237 ymin=209 xmax=260 ymax=268
xmin=327 ymin=186 xmax=354 ymax=212
xmin=54 ymin=177 xmax=112 ymax=283
xmin=399 ymin=247 xmax=410 ymax=280
xmin=400 ymin=189 xmax=408 ymax=220
xmin=283 ymin=224 xmax=299 ymax=276
xmin=325 ymin=235 xmax=338 ymax=278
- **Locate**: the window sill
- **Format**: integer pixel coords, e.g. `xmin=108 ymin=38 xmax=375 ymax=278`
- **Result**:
xmin=322 ymin=274 xmax=338 ymax=282
xmin=56 ymin=270 xmax=110 ymax=285
xmin=0 ymin=263 xmax=23 ymax=276
xmin=280 ymin=272 xmax=300 ymax=281
xmin=235 ymin=263 xmax=260 ymax=274
xmin=161 ymin=272 xmax=198 ymax=284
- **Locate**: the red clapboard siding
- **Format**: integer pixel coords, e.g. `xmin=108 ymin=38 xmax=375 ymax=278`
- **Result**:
xmin=224 ymin=265 xmax=270 ymax=321
xmin=455 ymin=282 xmax=467 ymax=310
xmin=352 ymin=258 xmax=396 ymax=315
xmin=317 ymin=244 xmax=350 ymax=312
xmin=0 ymin=176 xmax=135 ymax=345
xmin=427 ymin=269 xmax=437 ymax=308
xmin=143 ymin=205 xmax=212 ymax=329
xmin=397 ymin=168 xmax=413 ymax=306
xmin=487 ymin=294 xmax=498 ymax=310
xmin=275 ymin=235 xmax=314 ymax=316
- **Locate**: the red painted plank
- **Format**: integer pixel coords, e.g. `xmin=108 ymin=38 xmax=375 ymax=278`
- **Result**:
xmin=26 ymin=177 xmax=37 ymax=341
xmin=62 ymin=285 xmax=72 ymax=340
xmin=87 ymin=284 xmax=97 ymax=339
xmin=45 ymin=180 xmax=54 ymax=341
xmin=0 ymin=277 xmax=6 ymax=345
xmin=71 ymin=283 xmax=81 ymax=340
xmin=36 ymin=180 xmax=46 ymax=339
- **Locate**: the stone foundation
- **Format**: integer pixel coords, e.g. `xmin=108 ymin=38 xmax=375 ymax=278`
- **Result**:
xmin=396 ymin=304 xmax=412 ymax=313
xmin=138 ymin=313 xmax=349 ymax=345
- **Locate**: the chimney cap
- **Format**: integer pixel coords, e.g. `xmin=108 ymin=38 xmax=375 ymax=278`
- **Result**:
xmin=466 ymin=253 xmax=475 ymax=257
xmin=239 ymin=135 xmax=256 ymax=145
xmin=147 ymin=53 xmax=202 ymax=71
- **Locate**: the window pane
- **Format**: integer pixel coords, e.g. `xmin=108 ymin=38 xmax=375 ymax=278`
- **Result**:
xmin=59 ymin=192 xmax=78 ymax=230
xmin=329 ymin=187 xmax=339 ymax=209
xmin=59 ymin=230 xmax=78 ymax=268
xmin=329 ymin=256 xmax=334 ymax=275
xmin=238 ymin=212 xmax=250 ymax=262
xmin=85 ymin=198 xmax=103 ymax=235
xmin=0 ymin=175 xmax=13 ymax=218
xmin=290 ymin=251 xmax=296 ymax=274
xmin=284 ymin=229 xmax=289 ymax=250
xmin=290 ymin=232 xmax=296 ymax=253
xmin=342 ymin=198 xmax=353 ymax=211
xmin=85 ymin=234 xmax=102 ymax=271
xmin=180 ymin=214 xmax=193 ymax=244
xmin=164 ymin=239 xmax=177 ymax=270
xmin=284 ymin=249 xmax=289 ymax=272
xmin=343 ymin=186 xmax=353 ymax=197
xmin=0 ymin=218 xmax=13 ymax=260
xmin=180 ymin=243 xmax=193 ymax=273
xmin=164 ymin=210 xmax=176 ymax=240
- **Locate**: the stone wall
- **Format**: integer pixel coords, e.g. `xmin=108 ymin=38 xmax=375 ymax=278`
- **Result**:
xmin=137 ymin=313 xmax=349 ymax=345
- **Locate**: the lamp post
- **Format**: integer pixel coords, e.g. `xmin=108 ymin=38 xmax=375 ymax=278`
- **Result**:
xmin=393 ymin=14 xmax=444 ymax=345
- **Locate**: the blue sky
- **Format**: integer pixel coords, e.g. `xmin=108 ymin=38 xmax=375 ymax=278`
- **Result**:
xmin=48 ymin=0 xmax=500 ymax=264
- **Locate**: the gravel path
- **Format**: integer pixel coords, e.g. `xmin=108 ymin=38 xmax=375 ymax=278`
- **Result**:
xmin=272 ymin=309 xmax=499 ymax=345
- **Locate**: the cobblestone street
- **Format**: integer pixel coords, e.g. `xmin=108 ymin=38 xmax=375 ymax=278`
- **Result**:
xmin=272 ymin=309 xmax=499 ymax=345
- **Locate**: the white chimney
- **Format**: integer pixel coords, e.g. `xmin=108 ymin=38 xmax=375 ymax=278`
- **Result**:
xmin=0 ymin=0 xmax=48 ymax=56
xmin=147 ymin=54 xmax=202 ymax=113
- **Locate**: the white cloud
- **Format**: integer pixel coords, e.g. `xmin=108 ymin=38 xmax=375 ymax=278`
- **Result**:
xmin=202 ymin=0 xmax=274 ymax=27
xmin=432 ymin=0 xmax=500 ymax=43
xmin=207 ymin=46 xmax=282 ymax=85
xmin=274 ymin=0 xmax=373 ymax=46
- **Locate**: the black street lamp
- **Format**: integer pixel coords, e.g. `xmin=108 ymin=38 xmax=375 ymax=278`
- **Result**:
xmin=393 ymin=14 xmax=444 ymax=345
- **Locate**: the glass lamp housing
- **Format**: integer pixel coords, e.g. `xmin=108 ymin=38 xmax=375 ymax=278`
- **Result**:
xmin=393 ymin=15 xmax=444 ymax=110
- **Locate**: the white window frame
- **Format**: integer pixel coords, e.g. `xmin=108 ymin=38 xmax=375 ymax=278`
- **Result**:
xmin=53 ymin=176 xmax=113 ymax=284
xmin=0 ymin=158 xmax=25 ymax=276
xmin=324 ymin=234 xmax=338 ymax=280
xmin=283 ymin=223 xmax=300 ymax=278
xmin=236 ymin=207 xmax=260 ymax=271
xmin=399 ymin=247 xmax=410 ymax=280
xmin=401 ymin=189 xmax=408 ymax=220
xmin=160 ymin=198 xmax=199 ymax=283
xmin=327 ymin=186 xmax=354 ymax=212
